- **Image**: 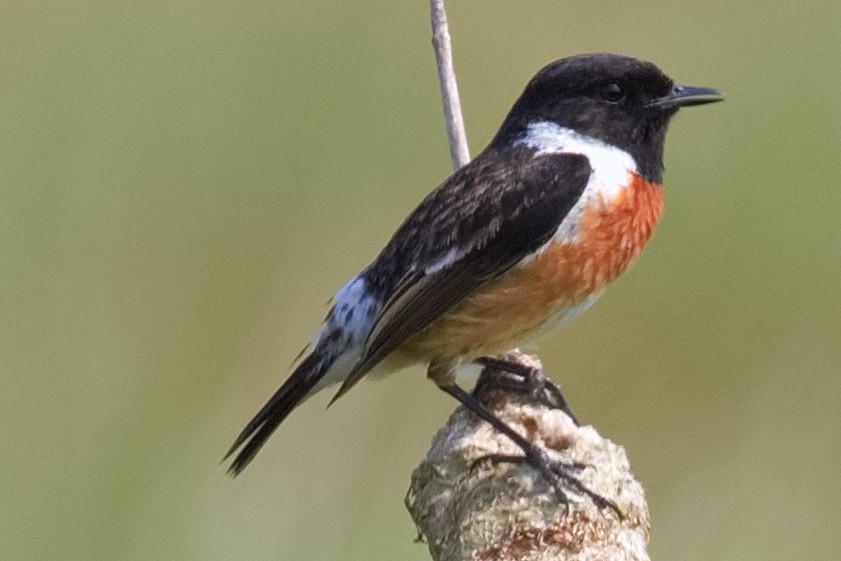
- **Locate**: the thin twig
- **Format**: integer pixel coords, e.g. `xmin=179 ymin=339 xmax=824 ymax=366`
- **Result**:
xmin=430 ymin=0 xmax=471 ymax=170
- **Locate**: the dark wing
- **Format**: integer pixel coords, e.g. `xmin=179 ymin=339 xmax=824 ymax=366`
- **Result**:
xmin=329 ymin=148 xmax=591 ymax=403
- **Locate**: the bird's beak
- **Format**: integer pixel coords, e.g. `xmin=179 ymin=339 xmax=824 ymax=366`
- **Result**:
xmin=649 ymin=84 xmax=725 ymax=108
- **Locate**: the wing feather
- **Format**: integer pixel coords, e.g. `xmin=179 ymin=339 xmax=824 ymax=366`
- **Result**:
xmin=328 ymin=149 xmax=592 ymax=403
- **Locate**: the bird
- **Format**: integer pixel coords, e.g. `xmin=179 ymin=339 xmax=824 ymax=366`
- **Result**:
xmin=225 ymin=53 xmax=723 ymax=494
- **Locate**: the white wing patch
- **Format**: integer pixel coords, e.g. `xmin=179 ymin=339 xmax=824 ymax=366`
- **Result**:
xmin=423 ymin=246 xmax=465 ymax=275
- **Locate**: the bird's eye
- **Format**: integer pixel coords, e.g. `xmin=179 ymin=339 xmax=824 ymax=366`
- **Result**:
xmin=600 ymin=83 xmax=625 ymax=103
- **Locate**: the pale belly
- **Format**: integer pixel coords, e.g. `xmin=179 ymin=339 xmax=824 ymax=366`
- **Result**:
xmin=530 ymin=289 xmax=604 ymax=338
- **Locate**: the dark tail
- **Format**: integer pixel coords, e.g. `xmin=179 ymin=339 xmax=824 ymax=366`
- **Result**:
xmin=224 ymin=348 xmax=331 ymax=475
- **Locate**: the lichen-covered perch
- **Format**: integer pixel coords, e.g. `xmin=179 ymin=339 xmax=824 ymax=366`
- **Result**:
xmin=406 ymin=352 xmax=650 ymax=561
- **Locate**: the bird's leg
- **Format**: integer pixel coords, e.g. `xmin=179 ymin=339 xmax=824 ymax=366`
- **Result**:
xmin=428 ymin=360 xmax=618 ymax=516
xmin=473 ymin=355 xmax=580 ymax=426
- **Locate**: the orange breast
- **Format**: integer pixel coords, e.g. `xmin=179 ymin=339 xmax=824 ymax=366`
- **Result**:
xmin=407 ymin=174 xmax=664 ymax=360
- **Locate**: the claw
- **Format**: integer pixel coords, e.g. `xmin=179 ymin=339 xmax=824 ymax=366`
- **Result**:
xmin=526 ymin=445 xmax=623 ymax=518
xmin=441 ymin=381 xmax=620 ymax=518
xmin=470 ymin=446 xmax=622 ymax=518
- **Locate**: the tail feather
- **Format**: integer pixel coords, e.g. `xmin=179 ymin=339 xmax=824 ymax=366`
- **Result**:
xmin=224 ymin=349 xmax=330 ymax=475
xmin=226 ymin=275 xmax=379 ymax=475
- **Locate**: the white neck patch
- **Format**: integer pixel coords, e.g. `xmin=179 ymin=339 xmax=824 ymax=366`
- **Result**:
xmin=515 ymin=121 xmax=639 ymax=244
xmin=516 ymin=121 xmax=637 ymax=195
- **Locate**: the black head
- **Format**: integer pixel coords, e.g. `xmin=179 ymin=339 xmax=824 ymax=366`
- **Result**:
xmin=493 ymin=53 xmax=723 ymax=182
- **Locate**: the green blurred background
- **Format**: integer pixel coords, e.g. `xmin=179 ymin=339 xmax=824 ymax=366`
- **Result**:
xmin=2 ymin=1 xmax=839 ymax=560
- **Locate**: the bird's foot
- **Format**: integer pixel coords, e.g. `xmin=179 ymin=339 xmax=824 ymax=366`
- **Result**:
xmin=473 ymin=445 xmax=621 ymax=518
xmin=474 ymin=355 xmax=580 ymax=425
